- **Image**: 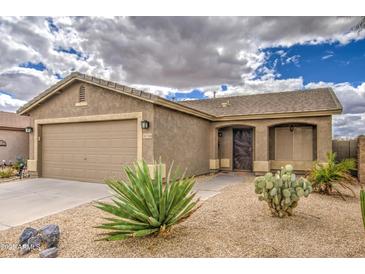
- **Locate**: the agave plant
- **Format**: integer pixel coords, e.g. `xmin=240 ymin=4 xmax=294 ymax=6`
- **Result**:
xmin=95 ymin=161 xmax=199 ymax=240
xmin=309 ymin=152 xmax=357 ymax=200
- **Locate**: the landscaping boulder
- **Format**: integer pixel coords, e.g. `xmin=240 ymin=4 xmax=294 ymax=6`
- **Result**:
xmin=39 ymin=247 xmax=58 ymax=258
xmin=39 ymin=224 xmax=60 ymax=248
xmin=19 ymin=244 xmax=31 ymax=255
xmin=28 ymin=235 xmax=42 ymax=250
xmin=19 ymin=227 xmax=38 ymax=246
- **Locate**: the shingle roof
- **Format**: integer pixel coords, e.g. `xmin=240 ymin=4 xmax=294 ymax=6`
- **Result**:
xmin=17 ymin=72 xmax=159 ymax=114
xmin=17 ymin=72 xmax=342 ymax=119
xmin=178 ymin=88 xmax=342 ymax=117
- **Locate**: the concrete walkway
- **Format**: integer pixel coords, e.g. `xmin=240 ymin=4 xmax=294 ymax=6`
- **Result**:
xmin=0 ymin=178 xmax=111 ymax=231
xmin=193 ymin=173 xmax=252 ymax=201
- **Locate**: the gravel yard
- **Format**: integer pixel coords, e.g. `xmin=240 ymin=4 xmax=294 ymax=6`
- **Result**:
xmin=1 ymin=176 xmax=365 ymax=258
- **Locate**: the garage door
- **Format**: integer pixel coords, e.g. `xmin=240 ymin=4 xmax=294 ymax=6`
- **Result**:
xmin=41 ymin=119 xmax=137 ymax=183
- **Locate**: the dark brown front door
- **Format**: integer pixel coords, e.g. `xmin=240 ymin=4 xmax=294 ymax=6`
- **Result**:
xmin=233 ymin=128 xmax=253 ymax=170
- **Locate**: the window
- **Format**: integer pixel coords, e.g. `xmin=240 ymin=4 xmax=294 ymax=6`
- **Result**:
xmin=0 ymin=140 xmax=6 ymax=147
xmin=275 ymin=126 xmax=313 ymax=161
xmin=79 ymin=85 xmax=86 ymax=102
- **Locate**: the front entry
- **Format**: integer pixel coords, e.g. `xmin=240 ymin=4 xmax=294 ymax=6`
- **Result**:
xmin=233 ymin=128 xmax=253 ymax=170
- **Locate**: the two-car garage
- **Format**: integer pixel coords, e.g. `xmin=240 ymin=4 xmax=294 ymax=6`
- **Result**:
xmin=40 ymin=119 xmax=137 ymax=183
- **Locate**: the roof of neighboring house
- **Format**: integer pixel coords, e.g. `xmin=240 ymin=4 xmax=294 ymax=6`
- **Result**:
xmin=0 ymin=111 xmax=31 ymax=129
xmin=179 ymin=88 xmax=342 ymax=117
xmin=17 ymin=72 xmax=342 ymax=120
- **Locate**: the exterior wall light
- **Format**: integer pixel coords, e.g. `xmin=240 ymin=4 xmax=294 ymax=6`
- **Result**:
xmin=25 ymin=127 xmax=33 ymax=133
xmin=289 ymin=125 xmax=294 ymax=132
xmin=141 ymin=120 xmax=150 ymax=129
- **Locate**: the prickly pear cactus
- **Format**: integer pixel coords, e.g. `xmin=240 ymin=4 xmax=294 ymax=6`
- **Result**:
xmin=254 ymin=164 xmax=313 ymax=217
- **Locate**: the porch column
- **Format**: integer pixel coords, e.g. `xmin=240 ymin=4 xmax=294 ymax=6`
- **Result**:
xmin=253 ymin=125 xmax=270 ymax=174
xmin=209 ymin=126 xmax=219 ymax=170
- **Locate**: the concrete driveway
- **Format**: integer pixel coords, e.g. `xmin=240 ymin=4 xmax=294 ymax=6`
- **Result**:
xmin=0 ymin=173 xmax=252 ymax=231
xmin=0 ymin=178 xmax=111 ymax=231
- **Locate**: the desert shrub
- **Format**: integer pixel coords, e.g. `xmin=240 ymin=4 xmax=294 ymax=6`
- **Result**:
xmin=13 ymin=157 xmax=26 ymax=172
xmin=0 ymin=167 xmax=15 ymax=178
xmin=96 ymin=161 xmax=199 ymax=240
xmin=255 ymin=164 xmax=313 ymax=217
xmin=309 ymin=152 xmax=357 ymax=200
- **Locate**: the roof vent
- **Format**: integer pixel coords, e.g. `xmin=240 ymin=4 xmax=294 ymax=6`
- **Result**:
xmin=79 ymin=85 xmax=86 ymax=102
xmin=221 ymin=100 xmax=230 ymax=108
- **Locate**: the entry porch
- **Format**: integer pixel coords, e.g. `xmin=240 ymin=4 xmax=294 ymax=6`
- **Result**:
xmin=208 ymin=116 xmax=333 ymax=175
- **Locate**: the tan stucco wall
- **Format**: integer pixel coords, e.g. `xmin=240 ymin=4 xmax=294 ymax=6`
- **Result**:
xmin=212 ymin=115 xmax=332 ymax=173
xmin=219 ymin=127 xmax=233 ymax=170
xmin=0 ymin=112 xmax=31 ymax=128
xmin=153 ymin=105 xmax=211 ymax=177
xmin=25 ymin=81 xmax=155 ymax=166
xmin=0 ymin=129 xmax=29 ymax=162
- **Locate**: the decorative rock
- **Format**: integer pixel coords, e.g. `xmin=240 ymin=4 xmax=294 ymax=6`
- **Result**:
xmin=19 ymin=244 xmax=31 ymax=255
xmin=39 ymin=247 xmax=58 ymax=258
xmin=28 ymin=235 xmax=42 ymax=250
xmin=19 ymin=227 xmax=38 ymax=246
xmin=39 ymin=224 xmax=60 ymax=248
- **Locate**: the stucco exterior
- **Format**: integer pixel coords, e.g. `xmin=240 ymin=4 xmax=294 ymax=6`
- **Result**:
xmin=26 ymin=81 xmax=154 ymax=177
xmin=0 ymin=129 xmax=29 ymax=163
xmin=210 ymin=116 xmax=332 ymax=174
xmin=153 ymin=105 xmax=210 ymax=177
xmin=19 ymin=73 xmax=339 ymax=181
xmin=0 ymin=112 xmax=31 ymax=163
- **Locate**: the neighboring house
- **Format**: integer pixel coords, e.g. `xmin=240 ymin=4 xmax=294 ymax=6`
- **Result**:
xmin=17 ymin=72 xmax=342 ymax=183
xmin=0 ymin=111 xmax=31 ymax=163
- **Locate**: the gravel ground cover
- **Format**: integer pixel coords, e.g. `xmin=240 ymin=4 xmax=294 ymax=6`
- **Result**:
xmin=1 ymin=175 xmax=365 ymax=258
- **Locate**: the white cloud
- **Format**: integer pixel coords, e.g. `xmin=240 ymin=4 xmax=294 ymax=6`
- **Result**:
xmin=0 ymin=16 xmax=364 ymax=138
xmin=0 ymin=93 xmax=26 ymax=112
xmin=333 ymin=114 xmax=365 ymax=138
xmin=2 ymin=16 xmax=360 ymax=102
xmin=203 ymin=77 xmax=304 ymax=98
xmin=321 ymin=54 xmax=334 ymax=60
xmin=285 ymin=55 xmax=300 ymax=65
xmin=130 ymin=84 xmax=179 ymax=98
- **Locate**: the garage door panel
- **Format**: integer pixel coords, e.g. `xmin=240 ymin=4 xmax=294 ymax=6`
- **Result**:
xmin=41 ymin=119 xmax=137 ymax=183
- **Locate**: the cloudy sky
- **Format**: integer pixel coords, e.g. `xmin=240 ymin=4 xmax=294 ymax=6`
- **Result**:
xmin=0 ymin=16 xmax=364 ymax=138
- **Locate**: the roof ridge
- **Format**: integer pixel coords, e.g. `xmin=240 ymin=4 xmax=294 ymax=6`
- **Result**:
xmin=17 ymin=72 xmax=159 ymax=114
xmin=180 ymin=87 xmax=331 ymax=103
xmin=326 ymin=87 xmax=343 ymax=111
xmin=70 ymin=72 xmax=157 ymax=100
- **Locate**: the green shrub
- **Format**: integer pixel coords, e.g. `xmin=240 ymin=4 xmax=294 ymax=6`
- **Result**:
xmin=361 ymin=188 xmax=365 ymax=230
xmin=13 ymin=157 xmax=26 ymax=172
xmin=96 ymin=161 xmax=199 ymax=240
xmin=255 ymin=164 xmax=313 ymax=217
xmin=309 ymin=152 xmax=357 ymax=200
xmin=0 ymin=167 xmax=15 ymax=178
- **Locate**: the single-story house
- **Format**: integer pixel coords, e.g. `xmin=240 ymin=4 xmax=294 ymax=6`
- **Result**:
xmin=17 ymin=72 xmax=342 ymax=183
xmin=0 ymin=111 xmax=31 ymax=163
